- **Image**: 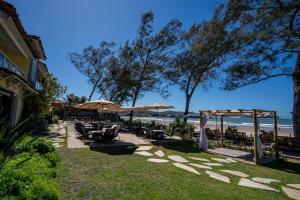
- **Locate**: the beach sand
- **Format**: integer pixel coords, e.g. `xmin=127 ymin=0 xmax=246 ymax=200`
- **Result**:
xmin=200 ymin=124 xmax=294 ymax=138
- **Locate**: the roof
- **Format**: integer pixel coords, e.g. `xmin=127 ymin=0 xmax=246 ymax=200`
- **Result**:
xmin=0 ymin=1 xmax=46 ymax=59
xmin=199 ymin=109 xmax=275 ymax=117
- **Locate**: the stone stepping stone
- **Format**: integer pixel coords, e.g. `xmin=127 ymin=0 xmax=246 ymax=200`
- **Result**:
xmin=134 ymin=151 xmax=153 ymax=157
xmin=206 ymin=170 xmax=230 ymax=183
xmin=251 ymin=177 xmax=280 ymax=184
xmin=220 ymin=170 xmax=249 ymax=178
xmin=54 ymin=145 xmax=63 ymax=148
xmin=173 ymin=163 xmax=200 ymax=175
xmin=51 ymin=138 xmax=65 ymax=142
xmin=202 ymin=162 xmax=223 ymax=167
xmin=226 ymin=158 xmax=237 ymax=163
xmin=147 ymin=158 xmax=169 ymax=163
xmin=189 ymin=163 xmax=212 ymax=170
xmin=287 ymin=184 xmax=300 ymax=190
xmin=154 ymin=150 xmax=165 ymax=157
xmin=282 ymin=187 xmax=300 ymax=200
xmin=168 ymin=155 xmax=189 ymax=163
xmin=53 ymin=142 xmax=60 ymax=146
xmin=238 ymin=178 xmax=279 ymax=192
xmin=211 ymin=158 xmax=232 ymax=163
xmin=189 ymin=157 xmax=210 ymax=162
xmin=136 ymin=146 xmax=153 ymax=151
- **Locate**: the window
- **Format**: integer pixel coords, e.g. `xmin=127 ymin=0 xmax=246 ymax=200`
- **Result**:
xmin=30 ymin=58 xmax=38 ymax=83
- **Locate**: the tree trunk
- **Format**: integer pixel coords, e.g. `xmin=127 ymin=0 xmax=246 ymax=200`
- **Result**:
xmin=88 ymin=79 xmax=100 ymax=101
xmin=293 ymin=55 xmax=300 ymax=139
xmin=129 ymin=93 xmax=138 ymax=122
xmin=88 ymin=84 xmax=97 ymax=101
xmin=184 ymin=95 xmax=191 ymax=123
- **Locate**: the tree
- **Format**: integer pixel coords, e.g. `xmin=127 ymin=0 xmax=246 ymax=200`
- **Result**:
xmin=166 ymin=18 xmax=238 ymax=122
xmin=22 ymin=73 xmax=66 ymax=121
xmin=217 ymin=0 xmax=300 ymax=138
xmin=68 ymin=41 xmax=116 ymax=101
xmin=127 ymin=12 xmax=182 ymax=121
xmin=97 ymin=48 xmax=134 ymax=104
xmin=65 ymin=93 xmax=87 ymax=106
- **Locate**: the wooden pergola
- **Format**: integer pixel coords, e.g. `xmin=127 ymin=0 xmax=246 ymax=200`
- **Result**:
xmin=199 ymin=109 xmax=279 ymax=164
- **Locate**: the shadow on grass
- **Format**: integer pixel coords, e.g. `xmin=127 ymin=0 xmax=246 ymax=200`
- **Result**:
xmin=89 ymin=144 xmax=137 ymax=155
xmin=151 ymin=140 xmax=199 ymax=153
xmin=262 ymin=159 xmax=300 ymax=174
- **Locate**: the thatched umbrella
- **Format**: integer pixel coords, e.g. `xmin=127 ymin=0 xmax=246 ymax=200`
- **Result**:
xmin=76 ymin=100 xmax=121 ymax=120
xmin=144 ymin=103 xmax=174 ymax=123
xmin=126 ymin=106 xmax=149 ymax=120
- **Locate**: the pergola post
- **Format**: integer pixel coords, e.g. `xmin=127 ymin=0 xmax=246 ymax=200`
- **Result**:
xmin=253 ymin=109 xmax=259 ymax=164
xmin=199 ymin=111 xmax=203 ymax=149
xmin=273 ymin=111 xmax=279 ymax=160
xmin=221 ymin=115 xmax=224 ymax=147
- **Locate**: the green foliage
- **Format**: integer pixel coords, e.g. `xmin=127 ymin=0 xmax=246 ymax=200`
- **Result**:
xmin=22 ymin=178 xmax=61 ymax=200
xmin=168 ymin=117 xmax=194 ymax=140
xmin=22 ymin=73 xmax=66 ymax=121
xmin=16 ymin=136 xmax=55 ymax=155
xmin=0 ymin=120 xmax=61 ymax=199
xmin=65 ymin=93 xmax=87 ymax=105
xmin=0 ymin=118 xmax=32 ymax=169
xmin=0 ymin=152 xmax=61 ymax=200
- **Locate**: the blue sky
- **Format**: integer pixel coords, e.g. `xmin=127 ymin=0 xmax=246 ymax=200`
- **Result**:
xmin=8 ymin=0 xmax=293 ymax=118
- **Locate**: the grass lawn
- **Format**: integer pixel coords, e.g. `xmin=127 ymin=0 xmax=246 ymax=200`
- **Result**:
xmin=56 ymin=141 xmax=300 ymax=200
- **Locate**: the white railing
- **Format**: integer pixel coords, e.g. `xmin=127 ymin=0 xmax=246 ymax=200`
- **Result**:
xmin=0 ymin=52 xmax=25 ymax=78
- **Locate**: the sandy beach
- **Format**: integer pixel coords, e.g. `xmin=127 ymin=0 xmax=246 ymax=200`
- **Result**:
xmin=204 ymin=124 xmax=294 ymax=137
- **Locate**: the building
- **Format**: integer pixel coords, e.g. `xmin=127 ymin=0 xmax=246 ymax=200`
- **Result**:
xmin=0 ymin=1 xmax=48 ymax=126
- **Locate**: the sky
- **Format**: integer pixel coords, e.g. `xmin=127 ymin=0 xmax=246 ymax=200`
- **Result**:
xmin=8 ymin=0 xmax=293 ymax=118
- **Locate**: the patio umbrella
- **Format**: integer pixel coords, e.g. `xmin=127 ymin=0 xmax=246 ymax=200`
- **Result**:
xmin=144 ymin=103 xmax=174 ymax=123
xmin=126 ymin=106 xmax=148 ymax=120
xmin=76 ymin=100 xmax=121 ymax=121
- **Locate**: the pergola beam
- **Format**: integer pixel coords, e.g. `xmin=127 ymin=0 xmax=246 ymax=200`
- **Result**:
xmin=199 ymin=108 xmax=279 ymax=164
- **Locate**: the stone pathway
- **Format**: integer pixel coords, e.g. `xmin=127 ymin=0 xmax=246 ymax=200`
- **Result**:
xmin=136 ymin=146 xmax=153 ymax=151
xmin=46 ymin=122 xmax=67 ymax=148
xmin=287 ymin=184 xmax=300 ymax=190
xmin=189 ymin=163 xmax=212 ymax=170
xmin=211 ymin=158 xmax=232 ymax=163
xmin=168 ymin=155 xmax=189 ymax=163
xmin=282 ymin=187 xmax=300 ymax=200
xmin=251 ymin=177 xmax=280 ymax=184
xmin=154 ymin=150 xmax=165 ymax=157
xmin=202 ymin=162 xmax=223 ymax=167
xmin=238 ymin=178 xmax=279 ymax=192
xmin=206 ymin=170 xmax=230 ymax=183
xmin=189 ymin=157 xmax=210 ymax=162
xmin=147 ymin=158 xmax=169 ymax=163
xmin=134 ymin=151 xmax=153 ymax=157
xmin=173 ymin=163 xmax=200 ymax=175
xmin=220 ymin=170 xmax=249 ymax=178
xmin=133 ymin=144 xmax=300 ymax=199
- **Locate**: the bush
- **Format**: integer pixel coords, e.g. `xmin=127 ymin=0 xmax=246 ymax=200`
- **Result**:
xmin=22 ymin=178 xmax=61 ymax=200
xmin=168 ymin=117 xmax=194 ymax=140
xmin=16 ymin=137 xmax=54 ymax=155
xmin=0 ymin=152 xmax=61 ymax=200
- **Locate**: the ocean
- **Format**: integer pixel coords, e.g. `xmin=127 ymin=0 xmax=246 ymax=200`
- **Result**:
xmin=122 ymin=116 xmax=293 ymax=130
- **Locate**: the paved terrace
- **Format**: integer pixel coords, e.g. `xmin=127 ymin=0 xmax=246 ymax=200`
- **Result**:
xmin=66 ymin=122 xmax=181 ymax=149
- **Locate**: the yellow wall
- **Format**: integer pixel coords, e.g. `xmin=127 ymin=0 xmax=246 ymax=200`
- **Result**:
xmin=0 ymin=47 xmax=32 ymax=76
xmin=0 ymin=80 xmax=24 ymax=125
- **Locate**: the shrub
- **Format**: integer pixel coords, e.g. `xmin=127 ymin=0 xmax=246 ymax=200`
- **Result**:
xmin=45 ymin=152 xmax=60 ymax=167
xmin=16 ymin=136 xmax=54 ymax=155
xmin=22 ymin=178 xmax=62 ymax=200
xmin=0 ymin=152 xmax=60 ymax=199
